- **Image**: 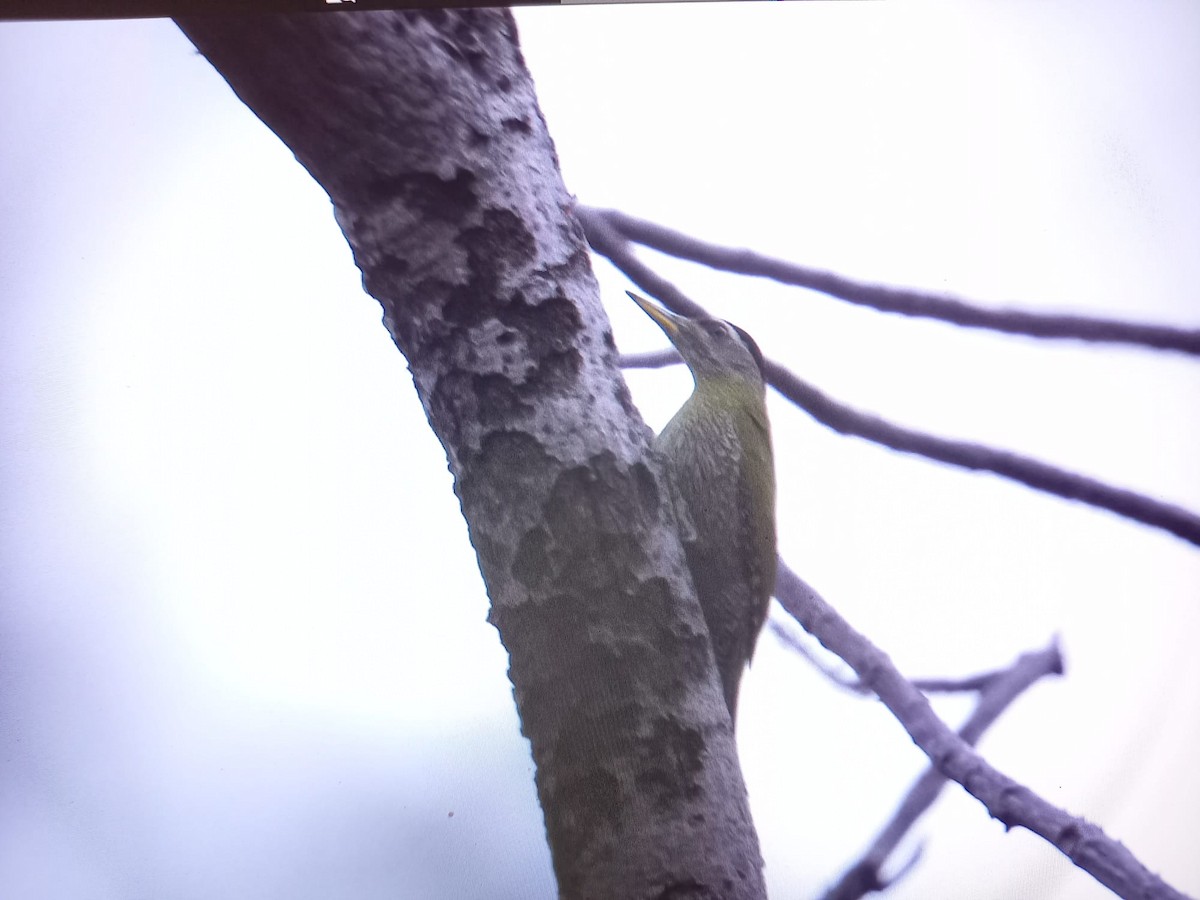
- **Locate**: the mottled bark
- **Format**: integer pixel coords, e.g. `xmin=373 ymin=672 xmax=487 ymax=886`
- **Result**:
xmin=175 ymin=11 xmax=765 ymax=898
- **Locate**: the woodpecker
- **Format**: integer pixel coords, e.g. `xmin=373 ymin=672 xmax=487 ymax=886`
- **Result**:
xmin=629 ymin=291 xmax=777 ymax=725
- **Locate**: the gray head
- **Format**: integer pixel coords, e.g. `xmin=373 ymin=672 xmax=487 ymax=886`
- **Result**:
xmin=628 ymin=291 xmax=766 ymax=389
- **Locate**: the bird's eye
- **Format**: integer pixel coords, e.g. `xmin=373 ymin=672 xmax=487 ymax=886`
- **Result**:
xmin=703 ymin=321 xmax=727 ymax=339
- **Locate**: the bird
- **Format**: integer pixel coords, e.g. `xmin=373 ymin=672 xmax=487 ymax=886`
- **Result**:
xmin=628 ymin=290 xmax=777 ymax=725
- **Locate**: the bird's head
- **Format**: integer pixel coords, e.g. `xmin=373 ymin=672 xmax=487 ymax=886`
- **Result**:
xmin=627 ymin=291 xmax=766 ymax=390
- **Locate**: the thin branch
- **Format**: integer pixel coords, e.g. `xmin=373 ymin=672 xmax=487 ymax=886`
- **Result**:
xmin=821 ymin=639 xmax=1065 ymax=900
xmin=619 ymin=349 xmax=680 ymax=370
xmin=876 ymin=844 xmax=925 ymax=893
xmin=580 ymin=206 xmax=1200 ymax=356
xmin=770 ymin=618 xmax=1019 ymax=695
xmin=764 ymin=361 xmax=1200 ymax=549
xmin=599 ymin=232 xmax=1200 ymax=547
xmin=769 ymin=618 xmax=861 ymax=691
xmin=908 ymin=672 xmax=1003 ymax=694
xmin=775 ymin=559 xmax=1191 ymax=900
xmin=581 ymin=203 xmax=711 ymax=322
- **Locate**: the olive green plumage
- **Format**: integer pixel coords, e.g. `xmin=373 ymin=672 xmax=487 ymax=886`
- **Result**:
xmin=629 ymin=291 xmax=777 ymax=725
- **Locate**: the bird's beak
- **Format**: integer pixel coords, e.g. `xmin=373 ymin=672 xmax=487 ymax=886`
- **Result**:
xmin=627 ymin=291 xmax=681 ymax=337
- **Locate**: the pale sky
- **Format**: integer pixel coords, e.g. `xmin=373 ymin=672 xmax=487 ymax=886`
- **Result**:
xmin=1 ymin=4 xmax=1197 ymax=899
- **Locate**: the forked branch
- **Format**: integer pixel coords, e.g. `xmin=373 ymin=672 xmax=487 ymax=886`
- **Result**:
xmin=819 ymin=639 xmax=1064 ymax=900
xmin=580 ymin=206 xmax=1200 ymax=355
xmin=775 ymin=559 xmax=1190 ymax=900
xmin=591 ymin=216 xmax=1200 ymax=548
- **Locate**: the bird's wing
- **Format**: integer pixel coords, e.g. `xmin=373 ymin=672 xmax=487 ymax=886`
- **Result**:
xmin=736 ymin=405 xmax=776 ymax=664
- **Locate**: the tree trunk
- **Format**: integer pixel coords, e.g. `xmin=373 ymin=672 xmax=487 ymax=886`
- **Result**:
xmin=175 ymin=10 xmax=766 ymax=898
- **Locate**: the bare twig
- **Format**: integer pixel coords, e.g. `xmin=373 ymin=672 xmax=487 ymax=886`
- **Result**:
xmin=580 ymin=206 xmax=1200 ymax=356
xmin=769 ymin=618 xmax=861 ymax=690
xmin=619 ymin=349 xmax=680 ymax=370
xmin=907 ymin=672 xmax=1003 ymax=694
xmin=598 ymin=230 xmax=1200 ymax=547
xmin=771 ymin=618 xmax=1018 ymax=695
xmin=764 ymin=361 xmax=1200 ymax=549
xmin=821 ymin=639 xmax=1065 ymax=900
xmin=775 ymin=559 xmax=1191 ymax=900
